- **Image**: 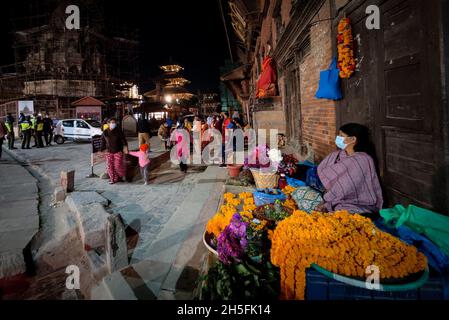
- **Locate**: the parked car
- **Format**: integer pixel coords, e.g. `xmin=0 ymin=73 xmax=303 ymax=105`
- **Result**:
xmin=54 ymin=119 xmax=103 ymax=144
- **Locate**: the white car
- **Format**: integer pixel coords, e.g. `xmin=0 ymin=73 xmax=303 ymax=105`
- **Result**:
xmin=54 ymin=119 xmax=103 ymax=144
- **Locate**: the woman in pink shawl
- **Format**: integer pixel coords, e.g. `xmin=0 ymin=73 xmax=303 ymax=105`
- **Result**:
xmin=316 ymin=123 xmax=383 ymax=214
xmin=173 ymin=127 xmax=189 ymax=173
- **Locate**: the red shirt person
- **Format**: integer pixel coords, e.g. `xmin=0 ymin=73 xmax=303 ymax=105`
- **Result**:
xmin=220 ymin=112 xmax=231 ymax=166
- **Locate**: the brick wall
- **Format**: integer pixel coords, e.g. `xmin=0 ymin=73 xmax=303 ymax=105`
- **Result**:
xmin=247 ymin=0 xmax=337 ymax=162
xmin=298 ymin=1 xmax=337 ymax=162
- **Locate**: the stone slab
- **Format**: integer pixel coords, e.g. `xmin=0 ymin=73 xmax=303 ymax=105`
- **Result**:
xmin=99 ymin=271 xmax=137 ymax=300
xmin=66 ymin=192 xmax=109 ymax=213
xmin=76 ymin=203 xmax=110 ymax=249
xmin=54 ymin=186 xmax=66 ymax=202
xmin=105 ymin=214 xmax=128 ymax=272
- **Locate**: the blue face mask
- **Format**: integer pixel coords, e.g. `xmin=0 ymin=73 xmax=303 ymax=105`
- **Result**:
xmin=335 ymin=136 xmax=348 ymax=150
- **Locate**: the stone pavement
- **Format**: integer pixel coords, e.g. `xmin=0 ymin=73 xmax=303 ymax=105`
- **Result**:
xmin=0 ymin=151 xmax=39 ymax=279
xmin=91 ymin=165 xmax=228 ymax=300
xmin=4 ymin=136 xmax=228 ymax=299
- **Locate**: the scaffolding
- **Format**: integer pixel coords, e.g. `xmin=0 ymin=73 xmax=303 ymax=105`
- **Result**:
xmin=0 ymin=0 xmax=139 ymax=118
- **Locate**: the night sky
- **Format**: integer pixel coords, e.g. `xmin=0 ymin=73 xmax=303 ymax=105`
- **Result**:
xmin=0 ymin=0 xmax=234 ymax=94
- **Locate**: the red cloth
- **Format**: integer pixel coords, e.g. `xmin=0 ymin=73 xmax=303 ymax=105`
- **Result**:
xmin=256 ymin=56 xmax=277 ymax=98
xmin=106 ymin=152 xmax=124 ymax=183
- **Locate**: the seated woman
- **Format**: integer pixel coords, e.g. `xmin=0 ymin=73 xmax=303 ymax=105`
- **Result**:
xmin=316 ymin=123 xmax=383 ymax=214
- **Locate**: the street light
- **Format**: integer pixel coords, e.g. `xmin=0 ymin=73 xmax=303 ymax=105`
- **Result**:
xmin=165 ymin=95 xmax=173 ymax=103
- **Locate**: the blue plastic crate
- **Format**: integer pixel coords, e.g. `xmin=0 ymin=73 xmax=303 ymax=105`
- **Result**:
xmin=305 ymin=268 xmax=445 ymax=300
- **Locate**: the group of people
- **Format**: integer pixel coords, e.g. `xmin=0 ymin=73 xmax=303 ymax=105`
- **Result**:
xmin=100 ymin=117 xmax=151 ymax=185
xmin=155 ymin=111 xmax=250 ymax=170
xmin=0 ymin=112 xmax=54 ymax=159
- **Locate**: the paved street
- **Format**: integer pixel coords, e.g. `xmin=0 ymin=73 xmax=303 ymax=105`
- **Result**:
xmin=0 ymin=151 xmax=39 ymax=279
xmin=3 ymin=136 xmax=226 ymax=299
xmin=6 ymin=137 xmax=203 ymax=260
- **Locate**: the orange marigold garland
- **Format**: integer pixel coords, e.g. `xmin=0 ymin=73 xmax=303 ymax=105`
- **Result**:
xmin=270 ymin=210 xmax=428 ymax=300
xmin=337 ymin=17 xmax=356 ymax=78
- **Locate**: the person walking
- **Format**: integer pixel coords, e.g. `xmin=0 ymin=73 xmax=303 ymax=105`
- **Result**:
xmin=20 ymin=116 xmax=32 ymax=149
xmin=137 ymin=115 xmax=151 ymax=148
xmin=175 ymin=129 xmax=188 ymax=173
xmin=35 ymin=116 xmax=44 ymax=148
xmin=158 ymin=123 xmax=170 ymax=150
xmin=43 ymin=113 xmax=54 ymax=146
xmin=0 ymin=119 xmax=8 ymax=160
xmin=128 ymin=143 xmax=151 ymax=185
xmin=220 ymin=112 xmax=231 ymax=167
xmin=101 ymin=118 xmax=128 ymax=184
xmin=5 ymin=113 xmax=17 ymax=150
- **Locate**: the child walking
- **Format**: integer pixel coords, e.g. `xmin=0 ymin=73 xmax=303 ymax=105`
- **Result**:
xmin=129 ymin=144 xmax=151 ymax=185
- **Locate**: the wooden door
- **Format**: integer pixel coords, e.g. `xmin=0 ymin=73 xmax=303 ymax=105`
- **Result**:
xmin=336 ymin=0 xmax=448 ymax=213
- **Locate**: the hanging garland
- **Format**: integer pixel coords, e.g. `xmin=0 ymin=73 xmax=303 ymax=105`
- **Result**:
xmin=337 ymin=17 xmax=356 ymax=79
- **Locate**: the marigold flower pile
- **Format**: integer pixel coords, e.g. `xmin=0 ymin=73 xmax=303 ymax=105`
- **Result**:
xmin=270 ymin=210 xmax=428 ymax=300
xmin=206 ymin=191 xmax=295 ymax=239
xmin=337 ymin=17 xmax=356 ymax=78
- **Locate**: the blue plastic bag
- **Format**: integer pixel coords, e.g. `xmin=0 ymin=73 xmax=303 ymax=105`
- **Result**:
xmin=253 ymin=189 xmax=286 ymax=207
xmin=315 ymin=57 xmax=342 ymax=100
xmin=306 ymin=166 xmax=325 ymax=193
xmin=286 ymin=176 xmax=306 ymax=188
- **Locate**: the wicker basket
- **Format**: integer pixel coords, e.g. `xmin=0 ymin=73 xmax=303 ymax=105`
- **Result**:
xmin=250 ymin=169 xmax=279 ymax=189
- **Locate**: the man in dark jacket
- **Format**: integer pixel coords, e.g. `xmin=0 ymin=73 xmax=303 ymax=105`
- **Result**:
xmin=35 ymin=116 xmax=44 ymax=148
xmin=43 ymin=114 xmax=54 ymax=146
xmin=137 ymin=115 xmax=151 ymax=147
xmin=5 ymin=113 xmax=16 ymax=149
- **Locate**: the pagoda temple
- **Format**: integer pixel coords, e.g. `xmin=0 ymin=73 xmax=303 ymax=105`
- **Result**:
xmin=142 ymin=63 xmax=195 ymax=119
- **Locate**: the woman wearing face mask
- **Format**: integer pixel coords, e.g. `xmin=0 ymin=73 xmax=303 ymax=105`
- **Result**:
xmin=315 ymin=123 xmax=383 ymax=214
xmin=101 ymin=118 xmax=129 ymax=184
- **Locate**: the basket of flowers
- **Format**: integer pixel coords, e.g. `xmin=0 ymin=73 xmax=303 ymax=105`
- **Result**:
xmin=245 ymin=145 xmax=283 ymax=189
xmin=253 ymin=200 xmax=294 ymax=228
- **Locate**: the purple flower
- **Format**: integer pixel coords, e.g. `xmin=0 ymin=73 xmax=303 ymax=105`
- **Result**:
xmin=217 ymin=214 xmax=249 ymax=264
xmin=244 ymin=144 xmax=271 ymax=169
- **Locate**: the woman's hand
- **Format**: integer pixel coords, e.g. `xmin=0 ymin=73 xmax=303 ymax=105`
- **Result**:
xmin=315 ymin=201 xmax=328 ymax=213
